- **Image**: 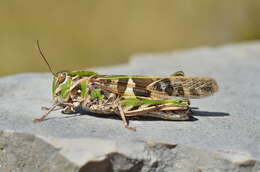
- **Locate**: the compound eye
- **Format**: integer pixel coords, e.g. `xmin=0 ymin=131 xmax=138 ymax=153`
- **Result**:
xmin=57 ymin=72 xmax=66 ymax=84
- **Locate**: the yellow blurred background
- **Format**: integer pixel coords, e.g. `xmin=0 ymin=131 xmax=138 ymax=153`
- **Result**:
xmin=0 ymin=0 xmax=260 ymax=76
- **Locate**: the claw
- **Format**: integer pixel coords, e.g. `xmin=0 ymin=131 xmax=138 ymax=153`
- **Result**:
xmin=41 ymin=106 xmax=50 ymax=110
xmin=125 ymin=125 xmax=136 ymax=131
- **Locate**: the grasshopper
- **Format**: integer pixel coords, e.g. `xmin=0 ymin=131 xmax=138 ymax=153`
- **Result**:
xmin=33 ymin=41 xmax=219 ymax=131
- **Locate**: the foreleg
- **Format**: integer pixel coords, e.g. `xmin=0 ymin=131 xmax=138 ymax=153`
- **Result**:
xmin=33 ymin=102 xmax=75 ymax=122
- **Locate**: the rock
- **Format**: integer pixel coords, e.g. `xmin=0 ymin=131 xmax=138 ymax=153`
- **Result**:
xmin=0 ymin=41 xmax=260 ymax=171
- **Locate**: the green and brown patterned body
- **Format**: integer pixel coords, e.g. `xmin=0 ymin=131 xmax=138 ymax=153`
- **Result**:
xmin=34 ymin=70 xmax=219 ymax=131
xmin=34 ymin=41 xmax=219 ymax=130
xmin=92 ymin=75 xmax=218 ymax=99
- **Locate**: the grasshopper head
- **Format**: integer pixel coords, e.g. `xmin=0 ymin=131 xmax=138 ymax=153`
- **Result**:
xmin=52 ymin=71 xmax=73 ymax=102
xmin=52 ymin=70 xmax=98 ymax=102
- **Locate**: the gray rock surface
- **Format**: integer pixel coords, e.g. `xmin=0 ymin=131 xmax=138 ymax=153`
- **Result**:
xmin=0 ymin=41 xmax=260 ymax=171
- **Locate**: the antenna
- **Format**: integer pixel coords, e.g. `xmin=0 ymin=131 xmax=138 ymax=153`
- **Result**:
xmin=36 ymin=40 xmax=55 ymax=76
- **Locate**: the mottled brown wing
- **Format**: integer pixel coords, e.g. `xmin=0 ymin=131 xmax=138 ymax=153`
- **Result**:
xmin=147 ymin=76 xmax=219 ymax=99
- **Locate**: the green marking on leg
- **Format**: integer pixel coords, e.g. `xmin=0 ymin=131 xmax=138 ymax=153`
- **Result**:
xmin=60 ymin=78 xmax=72 ymax=101
xmin=90 ymin=89 xmax=104 ymax=99
xmin=80 ymin=80 xmax=89 ymax=98
xmin=119 ymin=98 xmax=188 ymax=107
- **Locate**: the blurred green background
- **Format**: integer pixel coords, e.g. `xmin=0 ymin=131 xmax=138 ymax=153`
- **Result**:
xmin=1 ymin=0 xmax=260 ymax=76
